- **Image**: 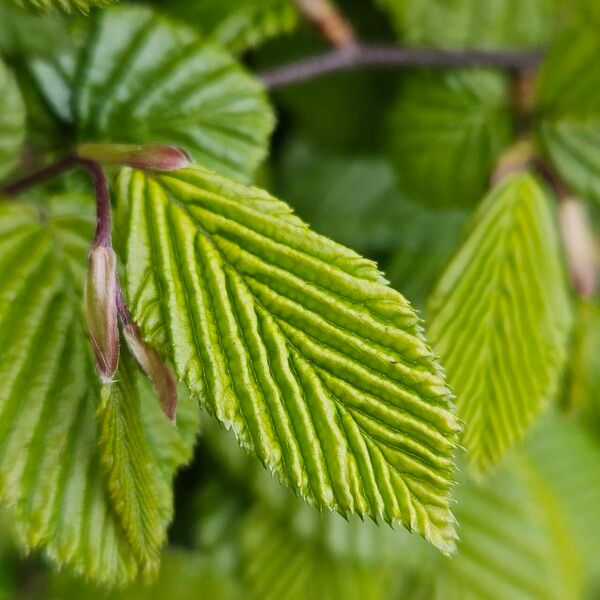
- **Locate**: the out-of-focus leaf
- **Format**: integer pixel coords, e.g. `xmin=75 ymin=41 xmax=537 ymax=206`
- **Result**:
xmin=275 ymin=140 xmax=408 ymax=254
xmin=51 ymin=550 xmax=242 ymax=599
xmin=241 ymin=504 xmax=392 ymax=600
xmin=428 ymin=173 xmax=573 ymax=474
xmin=0 ymin=196 xmax=200 ymax=585
xmin=0 ymin=0 xmax=66 ymax=56
xmin=537 ymin=22 xmax=600 ymax=205
xmin=378 ymin=0 xmax=564 ymax=47
xmin=0 ymin=57 xmax=25 ymax=180
xmin=385 ymin=204 xmax=468 ymax=309
xmin=525 ymin=414 xmax=600 ymax=579
xmin=154 ymin=0 xmax=298 ymax=54
xmin=388 ymin=69 xmax=512 ymax=209
xmin=27 ymin=6 xmax=275 ymax=182
xmin=117 ymin=165 xmax=461 ymax=552
xmin=436 ymin=453 xmax=582 ymax=600
xmin=12 ymin=0 xmax=114 ymax=12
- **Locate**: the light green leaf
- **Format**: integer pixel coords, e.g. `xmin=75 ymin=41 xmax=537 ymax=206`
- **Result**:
xmin=437 ymin=454 xmax=582 ymax=600
xmin=378 ymin=0 xmax=563 ymax=47
xmin=388 ymin=69 xmax=512 ymax=208
xmin=12 ymin=0 xmax=114 ymax=12
xmin=28 ymin=6 xmax=275 ymax=182
xmin=116 ymin=165 xmax=461 ymax=552
xmin=241 ymin=504 xmax=391 ymax=600
xmin=0 ymin=195 xmax=199 ymax=585
xmin=154 ymin=0 xmax=298 ymax=54
xmin=537 ymin=22 xmax=600 ymax=204
xmin=427 ymin=173 xmax=573 ymax=473
xmin=0 ymin=58 xmax=25 ymax=181
xmin=97 ymin=353 xmax=169 ymax=578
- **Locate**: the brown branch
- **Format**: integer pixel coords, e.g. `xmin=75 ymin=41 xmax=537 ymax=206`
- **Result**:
xmin=294 ymin=0 xmax=355 ymax=47
xmin=260 ymin=44 xmax=545 ymax=90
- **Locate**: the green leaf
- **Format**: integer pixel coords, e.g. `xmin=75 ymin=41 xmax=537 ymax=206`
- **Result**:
xmin=28 ymin=5 xmax=275 ymax=182
xmin=437 ymin=454 xmax=582 ymax=600
xmin=154 ymin=0 xmax=298 ymax=54
xmin=97 ymin=353 xmax=169 ymax=577
xmin=241 ymin=504 xmax=391 ymax=600
xmin=0 ymin=58 xmax=25 ymax=181
xmin=51 ymin=550 xmax=243 ymax=599
xmin=525 ymin=414 xmax=600 ymax=579
xmin=388 ymin=69 xmax=512 ymax=208
xmin=537 ymin=22 xmax=600 ymax=204
xmin=0 ymin=195 xmax=200 ymax=584
xmin=12 ymin=0 xmax=115 ymax=12
xmin=427 ymin=173 xmax=573 ymax=473
xmin=116 ymin=165 xmax=461 ymax=552
xmin=378 ymin=0 xmax=563 ymax=47
xmin=275 ymin=140 xmax=409 ymax=254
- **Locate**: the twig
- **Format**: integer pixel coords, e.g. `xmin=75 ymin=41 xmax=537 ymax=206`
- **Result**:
xmin=260 ymin=44 xmax=545 ymax=90
xmin=0 ymin=155 xmax=79 ymax=197
xmin=294 ymin=0 xmax=355 ymax=47
xmin=80 ymin=159 xmax=112 ymax=249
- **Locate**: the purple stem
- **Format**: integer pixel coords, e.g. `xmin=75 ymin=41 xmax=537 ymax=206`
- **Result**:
xmin=260 ymin=44 xmax=545 ymax=90
xmin=80 ymin=159 xmax=112 ymax=249
xmin=1 ymin=155 xmax=80 ymax=196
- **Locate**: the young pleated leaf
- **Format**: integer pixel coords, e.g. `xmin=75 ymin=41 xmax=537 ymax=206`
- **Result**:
xmin=427 ymin=173 xmax=573 ymax=474
xmin=378 ymin=0 xmax=563 ymax=47
xmin=0 ymin=58 xmax=25 ymax=180
xmin=153 ymin=0 xmax=298 ymax=54
xmin=436 ymin=455 xmax=582 ymax=600
xmin=537 ymin=22 xmax=600 ymax=204
xmin=97 ymin=352 xmax=170 ymax=577
xmin=27 ymin=5 xmax=274 ymax=182
xmin=240 ymin=505 xmax=391 ymax=600
xmin=116 ymin=165 xmax=461 ymax=552
xmin=0 ymin=195 xmax=200 ymax=585
xmin=12 ymin=0 xmax=115 ymax=12
xmin=388 ymin=69 xmax=512 ymax=208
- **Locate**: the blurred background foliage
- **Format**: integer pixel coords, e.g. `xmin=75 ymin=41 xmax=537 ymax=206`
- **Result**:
xmin=1 ymin=0 xmax=600 ymax=598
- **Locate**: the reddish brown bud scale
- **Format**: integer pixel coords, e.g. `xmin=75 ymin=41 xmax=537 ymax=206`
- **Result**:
xmin=85 ymin=246 xmax=120 ymax=383
xmin=76 ymin=143 xmax=190 ymax=171
xmin=123 ymin=323 xmax=178 ymax=421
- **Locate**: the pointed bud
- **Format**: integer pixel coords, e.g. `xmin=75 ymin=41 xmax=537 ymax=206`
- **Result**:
xmin=76 ymin=143 xmax=190 ymax=171
xmin=123 ymin=323 xmax=178 ymax=420
xmin=85 ymin=246 xmax=119 ymax=383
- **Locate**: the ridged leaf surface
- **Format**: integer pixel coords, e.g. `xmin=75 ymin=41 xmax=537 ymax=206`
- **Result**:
xmin=116 ymin=165 xmax=460 ymax=552
xmin=427 ymin=173 xmax=573 ymax=473
xmin=155 ymin=0 xmax=298 ymax=53
xmin=27 ymin=6 xmax=274 ymax=182
xmin=388 ymin=69 xmax=512 ymax=208
xmin=0 ymin=196 xmax=199 ymax=584
xmin=0 ymin=58 xmax=25 ymax=180
xmin=12 ymin=0 xmax=114 ymax=12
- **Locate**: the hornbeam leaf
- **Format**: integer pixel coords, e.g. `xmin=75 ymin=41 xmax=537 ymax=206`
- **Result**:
xmin=72 ymin=6 xmax=274 ymax=182
xmin=240 ymin=504 xmax=391 ymax=600
xmin=427 ymin=173 xmax=573 ymax=474
xmin=27 ymin=6 xmax=275 ymax=182
xmin=97 ymin=353 xmax=169 ymax=577
xmin=0 ymin=195 xmax=199 ymax=584
xmin=378 ymin=0 xmax=563 ymax=47
xmin=388 ymin=69 xmax=512 ymax=209
xmin=116 ymin=165 xmax=461 ymax=552
xmin=12 ymin=0 xmax=115 ymax=12
xmin=437 ymin=455 xmax=582 ymax=600
xmin=153 ymin=0 xmax=298 ymax=54
xmin=0 ymin=58 xmax=25 ymax=180
xmin=537 ymin=22 xmax=600 ymax=204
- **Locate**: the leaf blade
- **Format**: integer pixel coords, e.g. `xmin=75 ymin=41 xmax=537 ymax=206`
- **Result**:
xmin=117 ymin=165 xmax=460 ymax=552
xmin=427 ymin=173 xmax=573 ymax=473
